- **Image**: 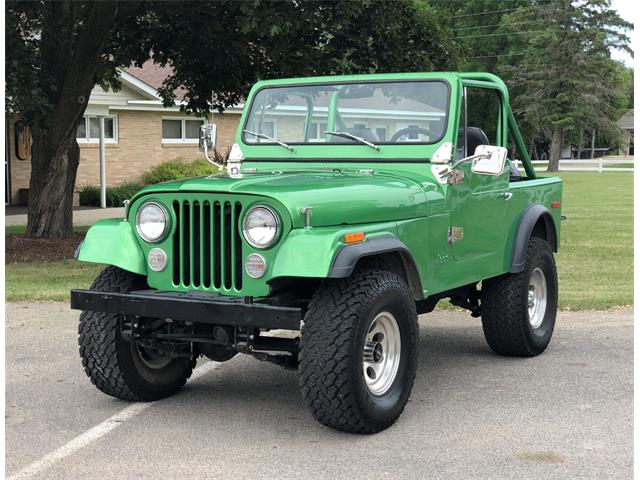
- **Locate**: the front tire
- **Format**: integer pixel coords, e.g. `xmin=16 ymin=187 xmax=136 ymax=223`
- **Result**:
xmin=481 ymin=237 xmax=558 ymax=356
xmin=299 ymin=270 xmax=418 ymax=434
xmin=78 ymin=266 xmax=196 ymax=401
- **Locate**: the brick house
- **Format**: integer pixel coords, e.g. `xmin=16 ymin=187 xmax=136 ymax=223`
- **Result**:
xmin=5 ymin=62 xmax=243 ymax=205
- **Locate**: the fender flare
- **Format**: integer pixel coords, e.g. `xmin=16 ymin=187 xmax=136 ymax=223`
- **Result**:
xmin=510 ymin=203 xmax=558 ymax=273
xmin=77 ymin=219 xmax=147 ymax=275
xmin=329 ymin=235 xmax=423 ymax=299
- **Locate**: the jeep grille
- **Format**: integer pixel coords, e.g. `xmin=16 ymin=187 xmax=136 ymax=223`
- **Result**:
xmin=171 ymin=199 xmax=243 ymax=292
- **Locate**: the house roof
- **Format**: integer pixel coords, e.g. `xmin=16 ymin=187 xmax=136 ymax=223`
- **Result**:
xmin=125 ymin=60 xmax=187 ymax=100
xmin=617 ymin=109 xmax=634 ymax=130
xmin=88 ymin=61 xmax=242 ymax=114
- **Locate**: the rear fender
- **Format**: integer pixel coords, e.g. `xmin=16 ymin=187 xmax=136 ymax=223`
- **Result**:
xmin=76 ymin=219 xmax=147 ymax=275
xmin=510 ymin=204 xmax=558 ymax=273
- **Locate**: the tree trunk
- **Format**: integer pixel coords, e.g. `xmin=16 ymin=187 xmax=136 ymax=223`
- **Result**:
xmin=528 ymin=137 xmax=535 ymax=159
xmin=590 ymin=128 xmax=596 ymax=159
xmin=577 ymin=129 xmax=583 ymax=159
xmin=547 ymin=128 xmax=564 ymax=172
xmin=26 ymin=129 xmax=80 ymax=237
xmin=24 ymin=1 xmax=123 ymax=238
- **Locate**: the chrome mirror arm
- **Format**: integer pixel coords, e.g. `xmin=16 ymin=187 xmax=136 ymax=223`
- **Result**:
xmin=439 ymin=152 xmax=491 ymax=179
xmin=449 ymin=152 xmax=491 ymax=171
xmin=200 ymin=124 xmax=225 ymax=170
xmin=202 ymin=140 xmax=225 ymax=170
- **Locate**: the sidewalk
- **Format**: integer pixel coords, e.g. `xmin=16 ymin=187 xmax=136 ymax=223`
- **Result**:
xmin=5 ymin=206 xmax=125 ymax=226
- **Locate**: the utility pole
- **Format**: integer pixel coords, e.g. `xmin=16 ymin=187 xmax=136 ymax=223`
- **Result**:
xmin=98 ymin=116 xmax=106 ymax=209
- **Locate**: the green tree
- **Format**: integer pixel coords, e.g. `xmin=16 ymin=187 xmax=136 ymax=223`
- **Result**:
xmin=6 ymin=0 xmax=458 ymax=238
xmin=498 ymin=0 xmax=631 ymax=170
xmin=439 ymin=0 xmax=531 ymax=72
xmin=435 ymin=0 xmax=543 ymax=153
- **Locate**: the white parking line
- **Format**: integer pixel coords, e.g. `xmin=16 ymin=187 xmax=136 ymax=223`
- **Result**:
xmin=7 ymin=361 xmax=221 ymax=480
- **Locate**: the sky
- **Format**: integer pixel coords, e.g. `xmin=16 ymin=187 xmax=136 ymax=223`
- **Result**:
xmin=609 ymin=0 xmax=635 ymax=67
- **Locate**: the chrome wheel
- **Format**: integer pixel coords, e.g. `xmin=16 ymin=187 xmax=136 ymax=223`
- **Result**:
xmin=363 ymin=311 xmax=401 ymax=396
xmin=528 ymin=267 xmax=548 ymax=329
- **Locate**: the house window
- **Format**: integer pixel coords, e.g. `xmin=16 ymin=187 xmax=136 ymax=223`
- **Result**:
xmin=375 ymin=126 xmax=388 ymax=142
xmin=245 ymin=120 xmax=277 ymax=142
xmin=309 ymin=121 xmax=328 ymax=142
xmin=405 ymin=124 xmax=420 ymax=140
xmin=395 ymin=123 xmax=424 ymax=142
xmin=162 ymin=118 xmax=205 ymax=143
xmin=76 ymin=116 xmax=117 ymax=143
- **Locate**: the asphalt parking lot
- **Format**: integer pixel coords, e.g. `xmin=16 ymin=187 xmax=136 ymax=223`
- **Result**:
xmin=6 ymin=303 xmax=632 ymax=480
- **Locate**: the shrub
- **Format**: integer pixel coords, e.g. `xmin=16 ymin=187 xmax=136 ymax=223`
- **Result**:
xmin=78 ymin=155 xmax=228 ymax=208
xmin=141 ymin=157 xmax=219 ymax=185
xmin=78 ymin=182 xmax=144 ymax=207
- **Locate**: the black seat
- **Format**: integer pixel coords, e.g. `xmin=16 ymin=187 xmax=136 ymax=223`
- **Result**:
xmin=465 ymin=127 xmax=490 ymax=156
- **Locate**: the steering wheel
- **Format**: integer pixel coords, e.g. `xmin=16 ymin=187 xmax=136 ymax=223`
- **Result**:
xmin=389 ymin=126 xmax=439 ymax=143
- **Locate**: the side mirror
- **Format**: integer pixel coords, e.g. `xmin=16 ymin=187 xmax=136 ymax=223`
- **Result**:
xmin=199 ymin=123 xmax=217 ymax=152
xmin=200 ymin=123 xmax=225 ymax=169
xmin=471 ymin=145 xmax=507 ymax=176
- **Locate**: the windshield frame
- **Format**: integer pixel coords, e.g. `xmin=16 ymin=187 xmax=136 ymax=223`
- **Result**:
xmin=240 ymin=79 xmax=451 ymax=147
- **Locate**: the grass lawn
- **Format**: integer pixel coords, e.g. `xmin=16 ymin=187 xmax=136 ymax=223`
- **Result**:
xmin=554 ymin=171 xmax=633 ymax=309
xmin=5 ymin=171 xmax=633 ymax=309
xmin=5 ymin=260 xmax=103 ymax=302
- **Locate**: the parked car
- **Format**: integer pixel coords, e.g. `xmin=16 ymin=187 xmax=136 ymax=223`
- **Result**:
xmin=72 ymin=72 xmax=562 ymax=433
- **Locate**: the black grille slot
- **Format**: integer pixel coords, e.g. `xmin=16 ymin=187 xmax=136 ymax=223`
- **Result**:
xmin=234 ymin=202 xmax=243 ymax=290
xmin=203 ymin=201 xmax=211 ymax=288
xmin=182 ymin=201 xmax=190 ymax=285
xmin=172 ymin=199 xmax=243 ymax=291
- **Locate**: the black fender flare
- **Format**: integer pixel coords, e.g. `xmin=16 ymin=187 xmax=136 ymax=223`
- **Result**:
xmin=329 ymin=235 xmax=423 ymax=299
xmin=510 ymin=203 xmax=558 ymax=273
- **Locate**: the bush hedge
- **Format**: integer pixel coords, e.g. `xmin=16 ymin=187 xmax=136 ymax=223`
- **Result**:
xmin=79 ymin=182 xmax=144 ymax=208
xmin=79 ymin=158 xmax=220 ymax=207
xmin=140 ymin=157 xmax=219 ymax=185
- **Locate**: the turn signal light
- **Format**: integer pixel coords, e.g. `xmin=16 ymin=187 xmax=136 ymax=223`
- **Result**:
xmin=344 ymin=232 xmax=366 ymax=244
xmin=550 ymin=201 xmax=561 ymax=209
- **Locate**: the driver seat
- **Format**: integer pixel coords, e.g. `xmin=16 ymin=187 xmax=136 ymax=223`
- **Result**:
xmin=465 ymin=127 xmax=490 ymax=156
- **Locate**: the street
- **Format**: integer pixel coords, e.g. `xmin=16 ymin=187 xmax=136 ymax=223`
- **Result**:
xmin=6 ymin=303 xmax=633 ymax=480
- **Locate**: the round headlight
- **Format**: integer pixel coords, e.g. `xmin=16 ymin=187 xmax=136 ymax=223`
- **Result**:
xmin=242 ymin=205 xmax=280 ymax=249
xmin=136 ymin=202 xmax=168 ymax=243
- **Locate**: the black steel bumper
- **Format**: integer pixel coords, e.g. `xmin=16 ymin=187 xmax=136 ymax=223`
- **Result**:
xmin=70 ymin=289 xmax=302 ymax=330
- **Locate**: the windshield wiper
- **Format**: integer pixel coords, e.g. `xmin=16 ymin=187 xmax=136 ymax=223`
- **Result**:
xmin=243 ymin=130 xmax=294 ymax=152
xmin=324 ymin=131 xmax=380 ymax=151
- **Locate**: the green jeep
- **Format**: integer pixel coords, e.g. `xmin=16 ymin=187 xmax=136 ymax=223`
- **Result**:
xmin=71 ymin=72 xmax=562 ymax=433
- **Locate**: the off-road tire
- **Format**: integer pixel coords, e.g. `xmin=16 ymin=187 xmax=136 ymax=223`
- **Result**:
xmin=299 ymin=270 xmax=418 ymax=434
xmin=481 ymin=237 xmax=558 ymax=356
xmin=78 ymin=266 xmax=196 ymax=401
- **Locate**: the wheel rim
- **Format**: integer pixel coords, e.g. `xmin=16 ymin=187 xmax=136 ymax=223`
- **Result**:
xmin=528 ymin=267 xmax=548 ymax=329
xmin=135 ymin=344 xmax=173 ymax=369
xmin=362 ymin=311 xmax=402 ymax=396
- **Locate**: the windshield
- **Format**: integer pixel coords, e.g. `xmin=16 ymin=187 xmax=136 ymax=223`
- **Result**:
xmin=242 ymin=80 xmax=449 ymax=146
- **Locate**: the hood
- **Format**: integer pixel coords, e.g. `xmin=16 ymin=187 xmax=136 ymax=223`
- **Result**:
xmin=133 ymin=170 xmax=430 ymax=228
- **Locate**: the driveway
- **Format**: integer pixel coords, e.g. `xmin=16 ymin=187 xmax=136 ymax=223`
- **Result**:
xmin=6 ymin=303 xmax=632 ymax=480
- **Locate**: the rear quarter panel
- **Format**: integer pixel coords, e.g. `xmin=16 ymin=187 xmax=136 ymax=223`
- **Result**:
xmin=503 ymin=176 xmax=563 ymax=268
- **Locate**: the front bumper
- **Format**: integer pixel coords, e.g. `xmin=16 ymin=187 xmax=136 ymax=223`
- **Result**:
xmin=70 ymin=289 xmax=302 ymax=330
